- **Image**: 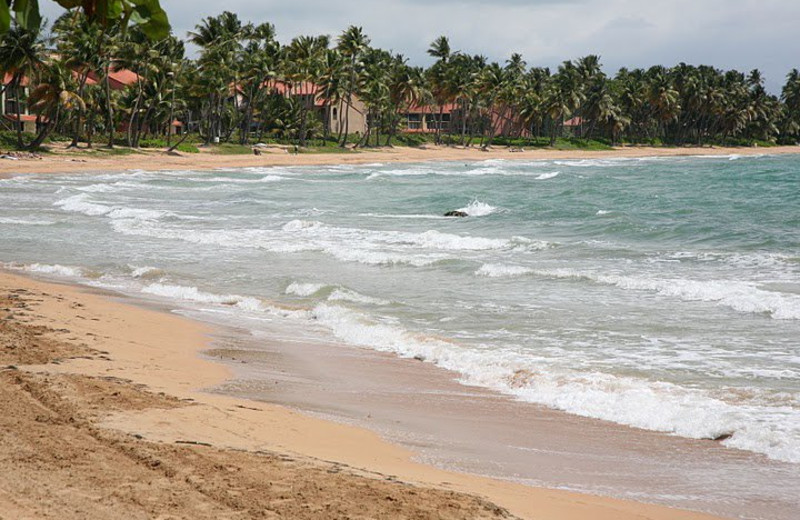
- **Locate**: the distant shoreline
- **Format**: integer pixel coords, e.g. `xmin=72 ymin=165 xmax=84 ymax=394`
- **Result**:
xmin=1 ymin=143 xmax=798 ymax=178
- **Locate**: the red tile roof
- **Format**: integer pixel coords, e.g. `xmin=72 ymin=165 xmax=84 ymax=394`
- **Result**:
xmin=109 ymin=69 xmax=140 ymax=86
xmin=4 ymin=114 xmax=43 ymax=122
xmin=3 ymin=73 xmax=30 ymax=86
xmin=262 ymin=80 xmax=320 ymax=96
xmin=406 ymin=102 xmax=458 ymax=114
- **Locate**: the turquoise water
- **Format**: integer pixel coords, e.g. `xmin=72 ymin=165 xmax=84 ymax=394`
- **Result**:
xmin=1 ymin=153 xmax=799 ymax=466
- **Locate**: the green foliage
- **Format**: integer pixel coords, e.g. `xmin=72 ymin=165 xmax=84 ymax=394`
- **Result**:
xmin=174 ymin=142 xmax=199 ymax=153
xmin=393 ymin=133 xmax=435 ymax=147
xmin=0 ymin=130 xmax=37 ymax=149
xmin=208 ymin=143 xmax=255 ymax=155
xmin=3 ymin=6 xmax=798 ymax=152
xmin=1 ymin=1 xmax=169 ymax=38
xmin=137 ymin=137 xmax=167 ymax=148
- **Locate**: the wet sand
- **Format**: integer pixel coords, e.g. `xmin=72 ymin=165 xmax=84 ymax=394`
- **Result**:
xmin=0 ymin=269 xmax=733 ymax=520
xmin=201 ymin=320 xmax=800 ymax=520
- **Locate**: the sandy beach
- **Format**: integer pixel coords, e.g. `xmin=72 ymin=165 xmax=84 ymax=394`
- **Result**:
xmin=0 ymin=143 xmax=798 ymax=177
xmin=0 ymin=268 xmax=734 ymax=520
xmin=4 ymin=146 xmax=797 ymax=519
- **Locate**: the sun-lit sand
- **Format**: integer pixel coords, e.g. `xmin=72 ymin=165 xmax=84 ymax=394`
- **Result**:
xmin=1 ymin=142 xmax=797 ymax=178
xmin=0 ymin=269 xmax=732 ymax=519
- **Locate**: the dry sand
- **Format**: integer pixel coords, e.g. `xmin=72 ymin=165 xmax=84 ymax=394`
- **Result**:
xmin=0 ymin=270 xmax=730 ymax=520
xmin=0 ymin=142 xmax=798 ymax=177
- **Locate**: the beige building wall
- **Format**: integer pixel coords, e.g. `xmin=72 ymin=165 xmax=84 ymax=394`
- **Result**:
xmin=325 ymin=97 xmax=368 ymax=136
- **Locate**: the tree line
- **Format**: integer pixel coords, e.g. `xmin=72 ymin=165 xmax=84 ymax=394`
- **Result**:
xmin=1 ymin=7 xmax=799 ymax=151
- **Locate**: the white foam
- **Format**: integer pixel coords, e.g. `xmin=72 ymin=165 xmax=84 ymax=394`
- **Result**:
xmin=111 ymin=216 xmax=547 ymax=268
xmin=26 ymin=263 xmax=84 ymax=277
xmin=141 ymin=283 xmax=267 ymax=314
xmin=475 ymin=263 xmax=533 ymax=278
xmin=285 ymin=282 xmax=328 ymax=297
xmin=535 ymin=171 xmax=560 ymax=180
xmin=0 ymin=217 xmax=55 ymax=226
xmin=456 ymin=199 xmax=497 ymax=217
xmin=306 ymin=302 xmax=800 ymax=463
xmin=54 ymin=193 xmax=112 ymax=216
xmin=535 ymin=268 xmax=800 ymax=320
xmin=189 ymin=175 xmax=286 ymax=184
xmin=328 ymin=288 xmax=391 ymax=306
xmin=54 ymin=193 xmax=171 ymax=221
xmin=130 ymin=266 xmax=165 ymax=280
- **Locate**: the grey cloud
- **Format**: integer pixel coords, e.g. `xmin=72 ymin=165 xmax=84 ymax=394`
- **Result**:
xmin=35 ymin=0 xmax=800 ymax=94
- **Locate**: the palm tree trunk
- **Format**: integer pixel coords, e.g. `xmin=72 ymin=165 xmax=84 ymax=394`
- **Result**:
xmin=69 ymin=71 xmax=89 ymax=148
xmin=104 ymin=62 xmax=114 ymax=148
xmin=13 ymin=75 xmax=24 ymax=150
xmin=336 ymin=100 xmax=345 ymax=144
xmin=28 ymin=114 xmax=57 ymax=150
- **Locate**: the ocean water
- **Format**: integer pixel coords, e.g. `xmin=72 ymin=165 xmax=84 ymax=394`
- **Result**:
xmin=1 ymin=154 xmax=799 ymax=469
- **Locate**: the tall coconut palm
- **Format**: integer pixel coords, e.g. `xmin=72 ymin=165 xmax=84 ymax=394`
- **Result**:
xmin=52 ymin=10 xmax=105 ymax=147
xmin=0 ymin=19 xmax=47 ymax=148
xmin=781 ymin=69 xmax=800 ymax=140
xmin=316 ymin=48 xmax=345 ymax=141
xmin=285 ymin=34 xmax=328 ymax=146
xmin=336 ymin=25 xmax=369 ymax=147
xmin=425 ymin=36 xmax=453 ymax=144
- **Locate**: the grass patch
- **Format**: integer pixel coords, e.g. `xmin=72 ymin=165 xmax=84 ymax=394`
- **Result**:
xmin=0 ymin=130 xmax=37 ymax=150
xmin=208 ymin=143 xmax=256 ymax=155
xmin=297 ymin=144 xmax=357 ymax=154
xmin=84 ymin=147 xmax=141 ymax=156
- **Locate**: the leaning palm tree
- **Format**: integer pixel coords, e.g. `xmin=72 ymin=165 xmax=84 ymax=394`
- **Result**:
xmin=27 ymin=62 xmax=85 ymax=149
xmin=0 ymin=19 xmax=47 ymax=149
xmin=52 ymin=10 xmax=106 ymax=148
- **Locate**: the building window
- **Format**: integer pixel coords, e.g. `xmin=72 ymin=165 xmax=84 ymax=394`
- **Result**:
xmin=425 ymin=113 xmax=450 ymax=130
xmin=406 ymin=113 xmax=422 ymax=130
xmin=4 ymin=89 xmax=26 ymax=115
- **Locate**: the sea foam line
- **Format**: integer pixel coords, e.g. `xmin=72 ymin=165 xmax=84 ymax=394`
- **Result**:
xmin=475 ymin=264 xmax=800 ymax=319
xmin=7 ymin=260 xmax=798 ymax=464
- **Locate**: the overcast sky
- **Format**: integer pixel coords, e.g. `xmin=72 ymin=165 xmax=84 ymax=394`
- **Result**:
xmin=42 ymin=0 xmax=798 ymax=94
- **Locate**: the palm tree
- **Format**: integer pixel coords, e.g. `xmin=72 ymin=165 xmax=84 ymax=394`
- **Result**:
xmin=52 ymin=10 xmax=105 ymax=148
xmin=384 ymin=57 xmax=422 ymax=146
xmin=336 ymin=25 xmax=369 ymax=147
xmin=189 ymin=11 xmax=252 ymax=145
xmin=0 ymin=19 xmax=47 ymax=149
xmin=316 ymin=48 xmax=345 ymax=142
xmin=27 ymin=61 xmax=84 ymax=149
xmin=426 ymin=36 xmax=453 ymax=144
xmin=781 ymin=69 xmax=800 ymax=141
xmin=476 ymin=61 xmax=505 ymax=148
xmin=285 ymin=35 xmax=328 ymax=146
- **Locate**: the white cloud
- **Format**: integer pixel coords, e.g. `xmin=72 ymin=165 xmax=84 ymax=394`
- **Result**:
xmin=39 ymin=0 xmax=800 ymax=93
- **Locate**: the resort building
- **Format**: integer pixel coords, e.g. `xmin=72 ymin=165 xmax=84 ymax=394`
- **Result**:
xmin=261 ymin=80 xmax=368 ymax=136
xmin=400 ymin=103 xmax=456 ymax=133
xmin=1 ymin=73 xmax=36 ymax=133
xmin=1 ymin=66 xmax=141 ymax=135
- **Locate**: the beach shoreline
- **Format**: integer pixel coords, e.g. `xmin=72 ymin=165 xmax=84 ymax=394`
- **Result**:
xmin=0 ymin=268 xmax=733 ymax=520
xmin=0 ymin=143 xmax=798 ymax=178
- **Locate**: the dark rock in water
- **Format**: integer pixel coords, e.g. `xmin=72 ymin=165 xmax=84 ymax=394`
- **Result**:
xmin=711 ymin=432 xmax=734 ymax=442
xmin=444 ymin=210 xmax=468 ymax=217
xmin=413 ymin=355 xmax=426 ymax=362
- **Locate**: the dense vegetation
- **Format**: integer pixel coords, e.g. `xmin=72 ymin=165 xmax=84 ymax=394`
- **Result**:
xmin=0 ymin=4 xmax=799 ymax=151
